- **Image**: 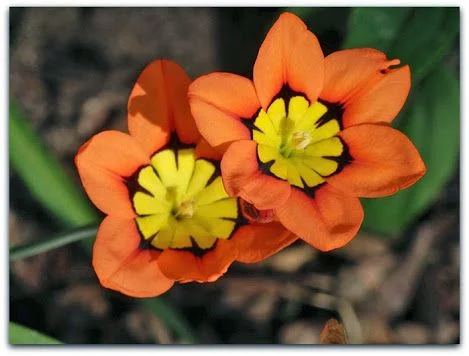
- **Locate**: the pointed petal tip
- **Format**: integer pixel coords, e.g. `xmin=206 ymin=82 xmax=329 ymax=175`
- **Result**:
xmin=322 ymin=48 xmax=411 ymax=126
xmin=254 ymin=10 xmax=324 ymax=108
xmin=128 ymin=59 xmax=199 ymax=154
xmin=330 ymin=124 xmax=426 ymax=198
xmin=275 ymin=186 xmax=364 ymax=252
xmin=93 ymin=216 xmax=174 ymax=298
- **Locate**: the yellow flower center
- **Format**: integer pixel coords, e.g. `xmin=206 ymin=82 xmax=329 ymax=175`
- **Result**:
xmin=132 ymin=148 xmax=238 ymax=251
xmin=252 ymin=96 xmax=345 ymax=188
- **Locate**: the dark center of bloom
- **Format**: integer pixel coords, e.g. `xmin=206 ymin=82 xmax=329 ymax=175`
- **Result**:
xmin=131 ymin=148 xmax=238 ymax=251
xmin=252 ymin=95 xmax=347 ymax=189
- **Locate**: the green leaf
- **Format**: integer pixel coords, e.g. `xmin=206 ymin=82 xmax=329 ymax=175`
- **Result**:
xmin=343 ymin=8 xmax=459 ymax=84
xmin=9 ymin=102 xmax=97 ymax=229
xmin=362 ymin=67 xmax=460 ymax=235
xmin=389 ymin=7 xmax=459 ymax=82
xmin=9 ymin=322 xmax=62 ymax=344
xmin=343 ymin=8 xmax=411 ymax=51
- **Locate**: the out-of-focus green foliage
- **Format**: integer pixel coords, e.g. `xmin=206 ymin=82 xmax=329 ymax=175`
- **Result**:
xmin=390 ymin=8 xmax=459 ymax=82
xmin=9 ymin=102 xmax=97 ymax=230
xmin=9 ymin=322 xmax=62 ymax=344
xmin=344 ymin=8 xmax=459 ymax=83
xmin=343 ymin=7 xmax=459 ymax=235
xmin=343 ymin=7 xmax=411 ymax=52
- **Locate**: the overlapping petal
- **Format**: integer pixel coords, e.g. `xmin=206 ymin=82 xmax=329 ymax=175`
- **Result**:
xmin=321 ymin=48 xmax=411 ymax=127
xmin=189 ymin=73 xmax=259 ymax=147
xmin=194 ymin=138 xmax=230 ymax=161
xmin=231 ymin=222 xmax=297 ymax=263
xmin=253 ymin=12 xmax=324 ymax=108
xmin=221 ymin=140 xmax=291 ymax=209
xmin=75 ymin=131 xmax=149 ymax=218
xmin=275 ymin=185 xmax=364 ymax=251
xmin=326 ymin=124 xmax=426 ymax=197
xmin=93 ymin=216 xmax=174 ymax=298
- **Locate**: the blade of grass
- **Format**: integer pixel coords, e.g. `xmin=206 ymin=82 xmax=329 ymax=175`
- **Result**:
xmin=9 ymin=101 xmax=97 ymax=228
xmin=10 ymin=225 xmax=98 ymax=261
xmin=9 ymin=322 xmax=63 ymax=344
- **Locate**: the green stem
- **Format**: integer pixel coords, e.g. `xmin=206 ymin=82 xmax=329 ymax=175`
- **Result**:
xmin=9 ymin=225 xmax=98 ymax=261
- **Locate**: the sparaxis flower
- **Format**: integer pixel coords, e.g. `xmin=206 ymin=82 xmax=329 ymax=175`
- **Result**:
xmin=188 ymin=12 xmax=426 ymax=251
xmin=75 ymin=60 xmax=296 ymax=298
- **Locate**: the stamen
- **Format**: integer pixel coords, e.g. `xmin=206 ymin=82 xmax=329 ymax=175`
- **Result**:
xmin=291 ymin=131 xmax=312 ymax=150
xmin=176 ymin=199 xmax=195 ymax=219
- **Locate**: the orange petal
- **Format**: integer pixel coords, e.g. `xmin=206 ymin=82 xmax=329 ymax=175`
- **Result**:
xmin=240 ymin=173 xmax=292 ymax=210
xmin=221 ymin=140 xmax=291 ymax=209
xmin=195 ymin=138 xmax=230 ymax=161
xmin=75 ymin=131 xmax=149 ymax=218
xmin=321 ymin=48 xmax=411 ymax=127
xmin=253 ymin=12 xmax=324 ymax=109
xmin=189 ymin=73 xmax=256 ymax=147
xmin=128 ymin=59 xmax=199 ymax=155
xmin=327 ymin=124 xmax=426 ymax=197
xmin=232 ymin=222 xmax=297 ymax=263
xmin=275 ymin=185 xmax=364 ymax=251
xmin=189 ymin=72 xmax=260 ymax=118
xmin=93 ymin=216 xmax=174 ymax=298
xmin=157 ymin=239 xmax=236 ymax=283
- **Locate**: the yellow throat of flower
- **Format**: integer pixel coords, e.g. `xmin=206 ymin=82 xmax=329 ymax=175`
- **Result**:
xmin=132 ymin=148 xmax=238 ymax=251
xmin=252 ymin=96 xmax=345 ymax=189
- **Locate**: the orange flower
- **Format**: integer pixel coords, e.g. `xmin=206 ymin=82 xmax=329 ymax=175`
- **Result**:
xmin=75 ymin=60 xmax=296 ymax=298
xmin=189 ymin=12 xmax=426 ymax=251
